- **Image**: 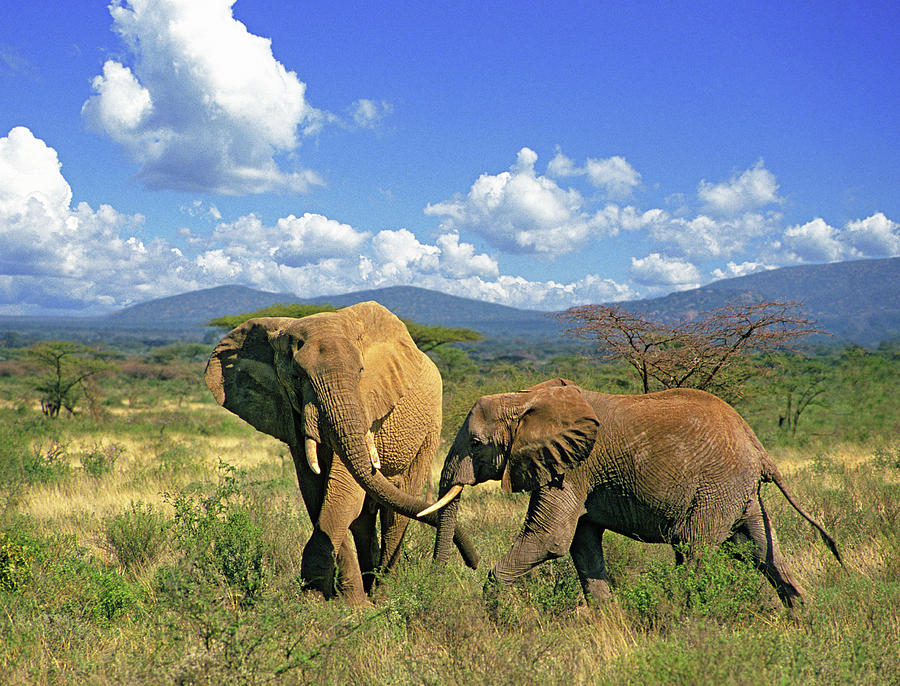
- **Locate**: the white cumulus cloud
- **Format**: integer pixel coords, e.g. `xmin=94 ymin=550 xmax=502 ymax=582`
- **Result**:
xmin=698 ymin=161 xmax=780 ymax=216
xmin=630 ymin=253 xmax=701 ymax=288
xmin=425 ymin=148 xmax=613 ymax=256
xmin=710 ymin=261 xmax=775 ymax=280
xmin=547 ymin=148 xmax=641 ymax=199
xmin=781 ymin=218 xmax=846 ymax=262
xmin=842 ymin=212 xmax=900 ymax=257
xmin=82 ymin=0 xmax=328 ymax=194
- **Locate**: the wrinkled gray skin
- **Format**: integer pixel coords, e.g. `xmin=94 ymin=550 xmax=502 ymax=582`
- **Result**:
xmin=205 ymin=301 xmax=477 ymax=605
xmin=432 ymin=378 xmax=841 ymax=608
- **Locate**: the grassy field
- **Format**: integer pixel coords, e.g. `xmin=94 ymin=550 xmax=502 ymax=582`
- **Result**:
xmin=0 ymin=347 xmax=898 ymax=685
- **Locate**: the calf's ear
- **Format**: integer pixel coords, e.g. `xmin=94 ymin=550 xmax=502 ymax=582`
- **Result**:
xmin=504 ymin=386 xmax=599 ymax=492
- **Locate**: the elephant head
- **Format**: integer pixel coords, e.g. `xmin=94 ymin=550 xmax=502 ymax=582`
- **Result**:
xmin=424 ymin=379 xmax=599 ymax=563
xmin=205 ymin=301 xmax=478 ymax=569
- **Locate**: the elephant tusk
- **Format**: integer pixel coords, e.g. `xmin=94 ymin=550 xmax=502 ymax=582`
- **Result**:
xmin=365 ymin=430 xmax=381 ymax=470
xmin=305 ymin=436 xmax=321 ymax=475
xmin=417 ymin=484 xmax=464 ymax=518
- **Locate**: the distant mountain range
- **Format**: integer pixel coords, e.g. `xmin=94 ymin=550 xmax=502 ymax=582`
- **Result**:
xmin=2 ymin=257 xmax=898 ymax=346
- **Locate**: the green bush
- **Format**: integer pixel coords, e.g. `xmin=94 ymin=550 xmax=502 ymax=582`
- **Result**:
xmin=618 ymin=542 xmax=765 ymax=629
xmin=93 ymin=571 xmax=143 ymax=622
xmin=165 ymin=464 xmax=269 ymax=605
xmin=80 ymin=442 xmax=125 ymax=478
xmin=0 ymin=529 xmax=36 ymax=592
xmin=103 ymin=501 xmax=169 ymax=571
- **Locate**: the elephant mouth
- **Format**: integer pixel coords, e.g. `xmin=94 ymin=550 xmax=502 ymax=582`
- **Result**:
xmin=287 ymin=391 xmax=381 ymax=476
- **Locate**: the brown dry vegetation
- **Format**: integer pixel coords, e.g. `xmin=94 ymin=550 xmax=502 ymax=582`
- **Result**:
xmin=0 ymin=347 xmax=898 ymax=684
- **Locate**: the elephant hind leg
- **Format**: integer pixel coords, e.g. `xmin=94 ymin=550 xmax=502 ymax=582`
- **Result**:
xmin=730 ymin=494 xmax=806 ymax=608
xmin=378 ymin=507 xmax=411 ymax=575
xmin=570 ymin=521 xmax=612 ymax=603
xmin=350 ymin=501 xmax=379 ymax=594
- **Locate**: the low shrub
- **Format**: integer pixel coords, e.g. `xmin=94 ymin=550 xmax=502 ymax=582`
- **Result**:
xmin=102 ymin=501 xmax=169 ymax=572
xmin=0 ymin=529 xmax=36 ymax=592
xmin=164 ymin=464 xmax=270 ymax=606
xmin=618 ymin=542 xmax=765 ymax=630
xmin=80 ymin=442 xmax=125 ymax=478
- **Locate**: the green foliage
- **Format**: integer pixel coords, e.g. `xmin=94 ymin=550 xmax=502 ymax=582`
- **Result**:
xmin=0 ymin=529 xmax=36 ymax=592
xmin=618 ymin=542 xmax=765 ymax=629
xmin=146 ymin=341 xmax=211 ymax=363
xmin=93 ymin=571 xmax=143 ymax=622
xmin=79 ymin=441 xmax=125 ymax=478
xmin=103 ymin=501 xmax=169 ymax=571
xmin=404 ymin=321 xmax=483 ymax=351
xmin=164 ymin=463 xmax=269 ymax=605
xmin=207 ymin=303 xmax=336 ymax=330
xmin=17 ymin=340 xmax=115 ymax=418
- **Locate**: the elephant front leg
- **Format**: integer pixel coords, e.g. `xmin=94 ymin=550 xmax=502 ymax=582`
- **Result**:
xmin=300 ymin=459 xmax=369 ymax=605
xmin=485 ymin=483 xmax=585 ymax=602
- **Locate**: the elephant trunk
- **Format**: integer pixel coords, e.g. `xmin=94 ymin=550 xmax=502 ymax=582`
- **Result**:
xmin=433 ymin=496 xmax=461 ymax=564
xmin=311 ymin=371 xmax=479 ymax=569
xmin=429 ymin=450 xmax=476 ymax=564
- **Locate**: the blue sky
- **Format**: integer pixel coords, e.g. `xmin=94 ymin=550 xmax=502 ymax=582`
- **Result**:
xmin=1 ymin=0 xmax=898 ymax=316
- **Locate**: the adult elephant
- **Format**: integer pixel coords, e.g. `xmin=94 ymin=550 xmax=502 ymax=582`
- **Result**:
xmin=205 ymin=301 xmax=478 ymax=605
xmin=422 ymin=378 xmax=841 ymax=608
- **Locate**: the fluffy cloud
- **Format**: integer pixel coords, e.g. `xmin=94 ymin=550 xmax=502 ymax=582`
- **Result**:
xmin=843 ymin=213 xmax=900 ymax=257
xmin=781 ymin=218 xmax=845 ymax=262
xmin=547 ymin=149 xmax=641 ymax=198
xmin=425 ymin=148 xmax=615 ymax=256
xmin=82 ymin=0 xmax=327 ymax=194
xmin=647 ymin=211 xmax=781 ymax=260
xmin=710 ymin=261 xmax=775 ymax=280
xmin=0 ymin=127 xmax=201 ymax=314
xmin=350 ymin=99 xmax=393 ymax=129
xmin=4 ymin=130 xmax=897 ymax=316
xmin=779 ymin=213 xmax=900 ymax=263
xmin=698 ymin=161 xmax=780 ymax=216
xmin=630 ymin=253 xmax=702 ymax=288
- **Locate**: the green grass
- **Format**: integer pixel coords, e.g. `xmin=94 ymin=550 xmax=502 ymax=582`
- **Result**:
xmin=0 ymin=348 xmax=897 ymax=684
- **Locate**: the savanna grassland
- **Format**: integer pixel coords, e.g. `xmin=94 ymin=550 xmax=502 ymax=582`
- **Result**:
xmin=1 ymin=342 xmax=898 ymax=685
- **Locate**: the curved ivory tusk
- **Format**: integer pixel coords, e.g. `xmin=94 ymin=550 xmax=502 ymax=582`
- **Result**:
xmin=305 ymin=436 xmax=321 ymax=475
xmin=417 ymin=484 xmax=464 ymax=518
xmin=365 ymin=430 xmax=381 ymax=470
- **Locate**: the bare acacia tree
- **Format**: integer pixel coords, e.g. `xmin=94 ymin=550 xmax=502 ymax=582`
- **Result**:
xmin=20 ymin=341 xmax=112 ymax=418
xmin=558 ymin=300 xmax=821 ymax=399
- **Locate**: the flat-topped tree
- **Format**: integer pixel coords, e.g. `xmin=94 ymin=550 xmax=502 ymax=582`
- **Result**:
xmin=207 ymin=303 xmax=337 ymax=330
xmin=208 ymin=303 xmax=482 ymax=353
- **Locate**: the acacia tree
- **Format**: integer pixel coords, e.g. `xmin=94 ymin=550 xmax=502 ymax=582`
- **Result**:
xmin=21 ymin=341 xmax=113 ymax=418
xmin=558 ymin=300 xmax=821 ymax=399
xmin=208 ymin=303 xmax=482 ymax=352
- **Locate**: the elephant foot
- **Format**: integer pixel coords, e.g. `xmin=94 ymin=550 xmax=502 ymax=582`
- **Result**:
xmin=342 ymin=593 xmax=376 ymax=610
xmin=581 ymin=577 xmax=613 ymax=604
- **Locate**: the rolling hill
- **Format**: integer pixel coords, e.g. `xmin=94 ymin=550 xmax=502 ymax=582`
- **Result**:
xmin=1 ymin=257 xmax=898 ymax=347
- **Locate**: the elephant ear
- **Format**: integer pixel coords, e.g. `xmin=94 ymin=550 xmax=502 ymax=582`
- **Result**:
xmin=204 ymin=318 xmax=297 ymax=445
xmin=349 ymin=302 xmax=426 ymax=425
xmin=504 ymin=385 xmax=599 ymax=492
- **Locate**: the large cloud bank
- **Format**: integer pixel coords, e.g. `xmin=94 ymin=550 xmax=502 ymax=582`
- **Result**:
xmin=81 ymin=0 xmax=329 ymax=194
xmin=1 ymin=129 xmax=897 ymax=315
xmin=0 ymin=128 xmax=637 ymax=315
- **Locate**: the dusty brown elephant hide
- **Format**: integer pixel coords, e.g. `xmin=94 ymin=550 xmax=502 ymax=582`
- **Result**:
xmin=205 ymin=301 xmax=477 ymax=604
xmin=425 ymin=378 xmax=840 ymax=609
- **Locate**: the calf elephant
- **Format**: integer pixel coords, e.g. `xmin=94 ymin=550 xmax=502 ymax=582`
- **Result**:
xmin=422 ymin=378 xmax=841 ymax=608
xmin=205 ymin=301 xmax=477 ymax=605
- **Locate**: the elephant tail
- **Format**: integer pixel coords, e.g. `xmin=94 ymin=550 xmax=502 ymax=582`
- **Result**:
xmin=762 ymin=459 xmax=843 ymax=566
